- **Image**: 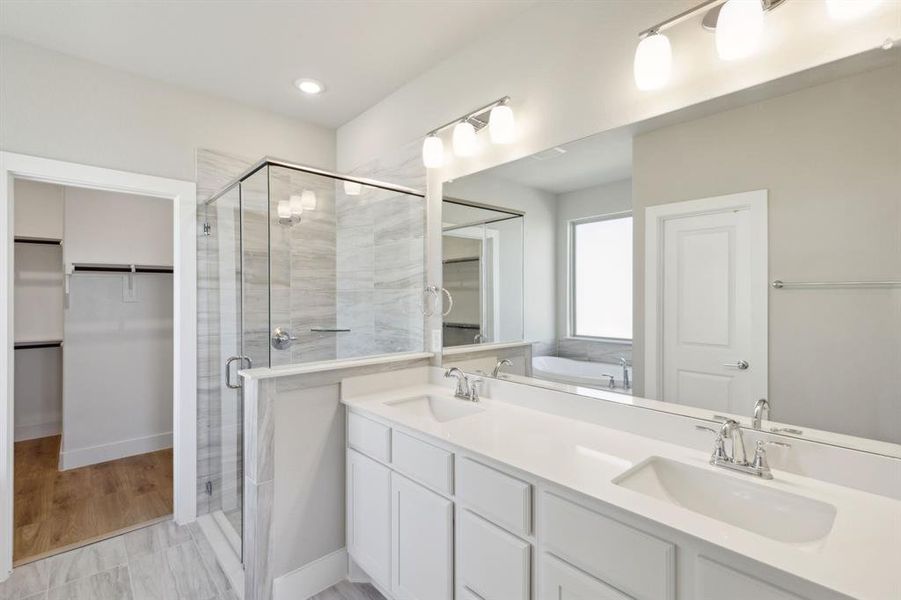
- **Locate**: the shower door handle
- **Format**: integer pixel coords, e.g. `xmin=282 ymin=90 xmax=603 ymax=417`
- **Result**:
xmin=225 ymin=355 xmax=253 ymax=389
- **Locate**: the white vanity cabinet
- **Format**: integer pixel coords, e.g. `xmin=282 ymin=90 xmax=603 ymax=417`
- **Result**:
xmin=346 ymin=449 xmax=392 ymax=589
xmin=391 ymin=472 xmax=454 ymax=600
xmin=346 ymin=408 xmax=843 ymax=600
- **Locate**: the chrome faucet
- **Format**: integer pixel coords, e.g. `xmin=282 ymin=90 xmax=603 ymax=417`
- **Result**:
xmin=618 ymin=356 xmax=631 ymax=390
xmin=492 ymin=358 xmax=513 ymax=377
xmin=599 ymin=374 xmax=615 ymax=389
xmin=444 ymin=368 xmax=483 ymax=402
xmin=695 ymin=419 xmax=789 ymax=479
xmin=752 ymin=398 xmax=770 ymax=430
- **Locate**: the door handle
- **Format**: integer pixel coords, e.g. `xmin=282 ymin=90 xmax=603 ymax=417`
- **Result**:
xmin=723 ymin=360 xmax=749 ymax=370
xmin=225 ymin=355 xmax=253 ymax=389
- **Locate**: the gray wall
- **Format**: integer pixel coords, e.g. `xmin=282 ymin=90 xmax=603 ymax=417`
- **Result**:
xmin=0 ymin=37 xmax=335 ymax=181
xmin=632 ymin=63 xmax=901 ymax=443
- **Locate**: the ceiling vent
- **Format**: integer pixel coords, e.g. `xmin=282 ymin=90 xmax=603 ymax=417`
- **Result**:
xmin=530 ymin=147 xmax=567 ymax=161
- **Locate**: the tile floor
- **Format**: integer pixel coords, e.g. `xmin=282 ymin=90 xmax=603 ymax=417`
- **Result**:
xmin=0 ymin=520 xmax=239 ymax=600
xmin=311 ymin=581 xmax=385 ymax=600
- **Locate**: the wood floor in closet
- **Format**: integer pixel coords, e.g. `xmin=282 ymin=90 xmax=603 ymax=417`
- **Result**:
xmin=13 ymin=435 xmax=173 ymax=565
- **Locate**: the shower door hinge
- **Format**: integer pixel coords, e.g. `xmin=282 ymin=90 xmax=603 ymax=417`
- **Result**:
xmin=205 ymin=481 xmax=213 ymax=496
xmin=202 ymin=222 xmax=212 ymax=236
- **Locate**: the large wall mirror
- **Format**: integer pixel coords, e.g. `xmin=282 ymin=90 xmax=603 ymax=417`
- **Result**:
xmin=441 ymin=46 xmax=900 ymax=456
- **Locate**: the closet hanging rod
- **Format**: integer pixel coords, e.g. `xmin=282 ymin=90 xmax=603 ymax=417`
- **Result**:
xmin=771 ymin=279 xmax=901 ymax=289
xmin=71 ymin=264 xmax=173 ymax=274
xmin=14 ymin=341 xmax=63 ymax=350
xmin=14 ymin=237 xmax=61 ymax=246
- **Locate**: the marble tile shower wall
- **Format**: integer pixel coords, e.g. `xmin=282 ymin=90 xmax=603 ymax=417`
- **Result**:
xmin=337 ymin=138 xmax=428 ymax=359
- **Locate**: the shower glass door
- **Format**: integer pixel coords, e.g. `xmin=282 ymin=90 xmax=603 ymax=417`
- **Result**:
xmin=206 ymin=165 xmax=270 ymax=562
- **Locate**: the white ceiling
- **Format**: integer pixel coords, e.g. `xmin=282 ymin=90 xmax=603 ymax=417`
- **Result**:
xmin=0 ymin=0 xmax=534 ymax=128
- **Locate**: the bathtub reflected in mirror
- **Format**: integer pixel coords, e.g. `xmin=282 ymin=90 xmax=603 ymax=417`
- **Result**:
xmin=441 ymin=46 xmax=901 ymax=457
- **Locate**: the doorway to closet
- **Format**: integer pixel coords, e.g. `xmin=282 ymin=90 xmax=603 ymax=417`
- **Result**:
xmin=12 ymin=179 xmax=175 ymax=565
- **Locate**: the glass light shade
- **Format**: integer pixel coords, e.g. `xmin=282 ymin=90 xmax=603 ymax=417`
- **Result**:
xmin=716 ymin=0 xmax=764 ymax=61
xmin=300 ymin=189 xmax=317 ymax=210
xmin=452 ymin=121 xmax=478 ymax=157
xmin=826 ymin=0 xmax=881 ymax=20
xmin=422 ymin=135 xmax=444 ymax=168
xmin=488 ymin=104 xmax=516 ymax=144
xmin=633 ymin=33 xmax=672 ymax=91
xmin=288 ymin=194 xmax=305 ymax=218
xmin=277 ymin=200 xmax=292 ymax=220
xmin=343 ymin=181 xmax=362 ymax=195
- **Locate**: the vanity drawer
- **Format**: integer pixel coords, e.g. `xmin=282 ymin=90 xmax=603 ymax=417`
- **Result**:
xmin=540 ymin=552 xmax=633 ymax=600
xmin=391 ymin=430 xmax=453 ymax=494
xmin=347 ymin=412 xmax=391 ymax=463
xmin=540 ymin=492 xmax=675 ymax=600
xmin=458 ymin=509 xmax=530 ymax=600
xmin=456 ymin=457 xmax=532 ymax=536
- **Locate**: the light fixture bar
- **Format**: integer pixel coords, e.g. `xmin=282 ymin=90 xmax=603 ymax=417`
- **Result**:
xmin=428 ymin=96 xmax=510 ymax=136
xmin=638 ymin=0 xmax=784 ymax=38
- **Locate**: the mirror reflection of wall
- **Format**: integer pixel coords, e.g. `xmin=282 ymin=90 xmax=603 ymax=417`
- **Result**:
xmin=442 ymin=201 xmax=523 ymax=347
xmin=442 ymin=47 xmax=901 ymax=450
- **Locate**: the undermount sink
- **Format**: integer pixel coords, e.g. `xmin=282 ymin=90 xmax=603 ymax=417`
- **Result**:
xmin=384 ymin=395 xmax=485 ymax=423
xmin=613 ymin=457 xmax=837 ymax=544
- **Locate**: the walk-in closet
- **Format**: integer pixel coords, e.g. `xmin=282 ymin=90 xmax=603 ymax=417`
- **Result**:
xmin=12 ymin=179 xmax=174 ymax=564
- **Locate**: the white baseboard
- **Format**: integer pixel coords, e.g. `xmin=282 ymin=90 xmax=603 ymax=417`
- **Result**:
xmin=59 ymin=431 xmax=172 ymax=470
xmin=273 ymin=548 xmax=348 ymax=600
xmin=14 ymin=420 xmax=61 ymax=442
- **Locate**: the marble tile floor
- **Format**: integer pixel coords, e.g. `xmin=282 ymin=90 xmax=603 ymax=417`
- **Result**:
xmin=310 ymin=581 xmax=386 ymax=600
xmin=0 ymin=520 xmax=239 ymax=600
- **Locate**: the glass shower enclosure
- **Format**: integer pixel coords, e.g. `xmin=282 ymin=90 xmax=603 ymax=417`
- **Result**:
xmin=198 ymin=160 xmax=426 ymax=560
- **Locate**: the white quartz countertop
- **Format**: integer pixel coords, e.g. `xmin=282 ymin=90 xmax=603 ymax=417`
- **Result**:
xmin=343 ymin=384 xmax=901 ymax=600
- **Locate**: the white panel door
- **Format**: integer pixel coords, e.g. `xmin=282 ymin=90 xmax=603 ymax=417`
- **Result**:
xmin=347 ymin=450 xmax=392 ymax=589
xmin=648 ymin=192 xmax=767 ymax=415
xmin=391 ymin=472 xmax=454 ymax=600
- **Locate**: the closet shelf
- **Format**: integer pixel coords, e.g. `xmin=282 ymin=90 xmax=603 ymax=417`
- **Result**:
xmin=14 ymin=340 xmax=63 ymax=349
xmin=14 ymin=237 xmax=62 ymax=246
xmin=70 ymin=263 xmax=173 ymax=274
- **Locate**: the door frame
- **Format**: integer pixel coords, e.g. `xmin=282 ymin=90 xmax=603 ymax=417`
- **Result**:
xmin=0 ymin=151 xmax=197 ymax=578
xmin=644 ymin=190 xmax=768 ymax=401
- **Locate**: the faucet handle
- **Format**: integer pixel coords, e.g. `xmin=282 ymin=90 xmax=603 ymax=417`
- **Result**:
xmin=751 ymin=439 xmax=791 ymax=470
xmin=695 ymin=425 xmax=729 ymax=463
xmin=467 ymin=377 xmax=483 ymax=402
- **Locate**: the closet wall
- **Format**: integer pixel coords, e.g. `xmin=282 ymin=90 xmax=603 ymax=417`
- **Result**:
xmin=13 ymin=179 xmax=175 ymax=468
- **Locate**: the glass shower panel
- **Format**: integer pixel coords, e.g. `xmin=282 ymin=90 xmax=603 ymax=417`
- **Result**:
xmin=204 ymin=183 xmax=244 ymax=558
xmin=267 ymin=165 xmax=426 ymax=365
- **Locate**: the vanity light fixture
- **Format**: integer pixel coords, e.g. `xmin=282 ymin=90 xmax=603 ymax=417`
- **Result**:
xmin=633 ymin=0 xmax=787 ymax=89
xmin=634 ymin=32 xmax=673 ymax=90
xmin=300 ymin=189 xmax=317 ymax=211
xmin=277 ymin=200 xmax=294 ymax=225
xmin=421 ymin=96 xmax=514 ymax=167
xmin=294 ymin=78 xmax=325 ymax=95
xmin=452 ymin=121 xmax=478 ymax=156
xmin=422 ymin=135 xmax=445 ymax=168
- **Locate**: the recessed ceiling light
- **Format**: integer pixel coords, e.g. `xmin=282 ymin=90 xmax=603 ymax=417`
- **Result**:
xmin=294 ymin=78 xmax=325 ymax=95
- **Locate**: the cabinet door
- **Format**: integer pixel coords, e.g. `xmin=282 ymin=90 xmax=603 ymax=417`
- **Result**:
xmin=347 ymin=450 xmax=391 ymax=588
xmin=458 ymin=509 xmax=530 ymax=600
xmin=540 ymin=553 xmax=633 ymax=600
xmin=391 ymin=472 xmax=454 ymax=600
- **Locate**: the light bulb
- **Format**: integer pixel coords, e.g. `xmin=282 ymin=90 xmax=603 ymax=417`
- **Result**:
xmin=633 ymin=32 xmax=672 ymax=90
xmin=826 ymin=0 xmax=881 ymax=20
xmin=300 ymin=189 xmax=317 ymax=211
xmin=716 ymin=0 xmax=764 ymax=61
xmin=422 ymin=135 xmax=444 ymax=168
xmin=288 ymin=194 xmax=304 ymax=218
xmin=277 ymin=201 xmax=291 ymax=220
xmin=452 ymin=121 xmax=478 ymax=157
xmin=488 ymin=104 xmax=516 ymax=144
xmin=343 ymin=181 xmax=362 ymax=195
